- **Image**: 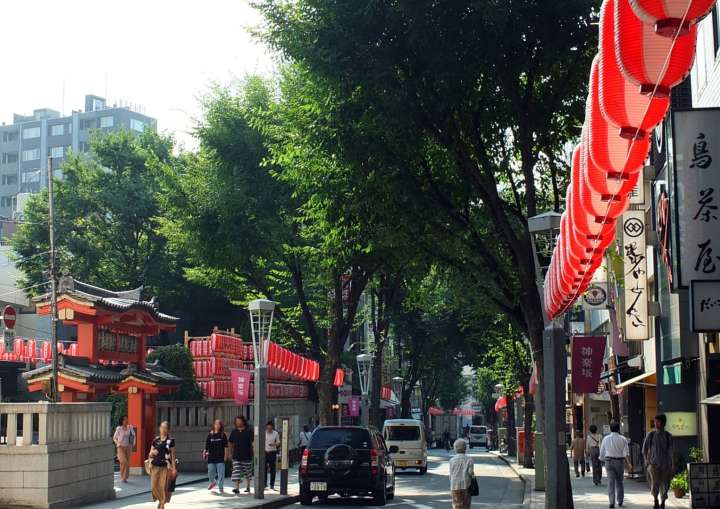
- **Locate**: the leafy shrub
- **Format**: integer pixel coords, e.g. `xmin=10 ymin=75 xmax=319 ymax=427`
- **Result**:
xmin=147 ymin=344 xmax=203 ymax=401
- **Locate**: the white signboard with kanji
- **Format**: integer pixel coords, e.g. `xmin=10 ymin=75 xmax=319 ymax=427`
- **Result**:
xmin=622 ymin=210 xmax=649 ymax=340
xmin=672 ymin=109 xmax=720 ymax=287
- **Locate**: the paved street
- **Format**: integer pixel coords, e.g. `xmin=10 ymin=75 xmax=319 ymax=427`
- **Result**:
xmin=79 ymin=450 xmax=524 ymax=509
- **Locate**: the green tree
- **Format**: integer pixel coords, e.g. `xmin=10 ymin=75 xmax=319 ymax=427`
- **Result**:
xmin=147 ymin=344 xmax=203 ymax=401
xmin=11 ymin=129 xmax=235 ymax=335
xmin=257 ymin=0 xmax=595 ymax=419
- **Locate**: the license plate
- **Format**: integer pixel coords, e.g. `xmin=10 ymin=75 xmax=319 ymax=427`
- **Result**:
xmin=396 ymin=460 xmax=408 ymax=467
xmin=310 ymin=482 xmax=327 ymax=492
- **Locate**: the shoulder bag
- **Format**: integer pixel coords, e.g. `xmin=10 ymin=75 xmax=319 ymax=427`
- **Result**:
xmin=468 ymin=476 xmax=479 ymax=497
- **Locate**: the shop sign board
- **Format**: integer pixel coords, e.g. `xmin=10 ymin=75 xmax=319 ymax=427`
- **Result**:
xmin=338 ymin=383 xmax=352 ymax=405
xmin=665 ymin=411 xmax=697 ymax=437
xmin=583 ymin=282 xmax=608 ymax=311
xmin=571 ymin=336 xmax=606 ymax=394
xmin=691 ymin=280 xmax=720 ymax=332
xmin=622 ymin=210 xmax=649 ymax=340
xmin=629 ymin=166 xmax=645 ymax=205
xmin=672 ymin=109 xmax=720 ymax=288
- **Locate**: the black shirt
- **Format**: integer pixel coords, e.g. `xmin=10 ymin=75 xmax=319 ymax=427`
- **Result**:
xmin=229 ymin=427 xmax=253 ymax=461
xmin=206 ymin=432 xmax=228 ymax=463
xmin=151 ymin=436 xmax=175 ymax=467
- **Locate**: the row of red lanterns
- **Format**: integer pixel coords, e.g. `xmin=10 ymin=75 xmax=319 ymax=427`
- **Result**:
xmin=266 ymin=341 xmax=321 ymax=382
xmin=544 ymin=0 xmax=715 ymax=318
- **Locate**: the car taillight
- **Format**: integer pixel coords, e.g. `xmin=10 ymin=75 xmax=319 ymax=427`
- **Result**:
xmin=370 ymin=448 xmax=379 ymax=476
xmin=301 ymin=448 xmax=310 ymax=475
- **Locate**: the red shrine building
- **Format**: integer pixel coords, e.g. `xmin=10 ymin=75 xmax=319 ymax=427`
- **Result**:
xmin=23 ymin=276 xmax=181 ymax=470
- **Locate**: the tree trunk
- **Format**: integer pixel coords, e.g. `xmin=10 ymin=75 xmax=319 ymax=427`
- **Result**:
xmin=400 ymin=386 xmax=413 ymax=418
xmin=369 ymin=342 xmax=384 ymax=427
xmin=523 ymin=389 xmax=534 ymax=468
xmin=506 ymin=391 xmax=517 ymax=457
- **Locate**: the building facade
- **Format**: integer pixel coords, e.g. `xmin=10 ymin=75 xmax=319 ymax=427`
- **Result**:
xmin=0 ymin=95 xmax=155 ymax=218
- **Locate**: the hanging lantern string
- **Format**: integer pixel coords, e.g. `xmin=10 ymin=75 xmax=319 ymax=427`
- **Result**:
xmin=556 ymin=0 xmax=696 ymax=315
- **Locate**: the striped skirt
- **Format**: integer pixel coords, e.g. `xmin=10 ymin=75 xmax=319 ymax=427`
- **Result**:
xmin=231 ymin=460 xmax=253 ymax=481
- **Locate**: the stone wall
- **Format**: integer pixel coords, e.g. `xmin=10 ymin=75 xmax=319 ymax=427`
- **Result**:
xmin=157 ymin=399 xmax=316 ymax=472
xmin=0 ymin=402 xmax=114 ymax=509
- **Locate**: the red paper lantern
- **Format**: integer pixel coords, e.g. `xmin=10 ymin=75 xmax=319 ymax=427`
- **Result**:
xmin=584 ymin=144 xmax=642 ymax=197
xmin=580 ymin=144 xmax=632 ymax=219
xmin=599 ymin=0 xmax=669 ymax=139
xmin=630 ymin=0 xmax=715 ymax=36
xmin=616 ymin=0 xmax=698 ymax=98
xmin=588 ymin=61 xmax=651 ymax=174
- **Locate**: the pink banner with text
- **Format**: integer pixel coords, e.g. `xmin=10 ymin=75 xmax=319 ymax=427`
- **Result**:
xmin=571 ymin=336 xmax=606 ymax=394
xmin=230 ymin=369 xmax=252 ymax=405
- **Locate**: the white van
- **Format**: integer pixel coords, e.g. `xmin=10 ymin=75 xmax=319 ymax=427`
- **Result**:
xmin=382 ymin=419 xmax=428 ymax=474
xmin=468 ymin=425 xmax=488 ymax=449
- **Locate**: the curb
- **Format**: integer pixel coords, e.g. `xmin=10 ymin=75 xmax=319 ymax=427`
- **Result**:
xmin=239 ymin=495 xmax=300 ymax=508
xmin=492 ymin=452 xmax=533 ymax=509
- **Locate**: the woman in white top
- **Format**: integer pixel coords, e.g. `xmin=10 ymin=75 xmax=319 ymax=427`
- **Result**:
xmin=113 ymin=416 xmax=135 ymax=482
xmin=448 ymin=439 xmax=474 ymax=509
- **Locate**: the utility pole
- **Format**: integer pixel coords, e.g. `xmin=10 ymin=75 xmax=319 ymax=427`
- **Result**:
xmin=47 ymin=156 xmax=59 ymax=403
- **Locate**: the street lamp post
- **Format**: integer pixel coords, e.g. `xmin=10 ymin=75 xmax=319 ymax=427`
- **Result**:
xmin=392 ymin=376 xmax=403 ymax=417
xmin=356 ymin=353 xmax=372 ymax=426
xmin=249 ymin=299 xmax=275 ymax=500
xmin=528 ymin=211 xmax=573 ymax=509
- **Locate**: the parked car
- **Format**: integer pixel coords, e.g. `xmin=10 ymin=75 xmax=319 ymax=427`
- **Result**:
xmin=468 ymin=425 xmax=489 ymax=449
xmin=299 ymin=426 xmax=396 ymax=506
xmin=382 ymin=419 xmax=428 ymax=474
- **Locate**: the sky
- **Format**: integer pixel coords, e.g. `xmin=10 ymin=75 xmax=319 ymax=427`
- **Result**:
xmin=0 ymin=0 xmax=277 ymax=150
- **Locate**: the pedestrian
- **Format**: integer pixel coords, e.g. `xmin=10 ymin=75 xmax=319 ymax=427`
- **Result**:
xmin=113 ymin=415 xmax=135 ymax=483
xmin=265 ymin=421 xmax=281 ymax=491
xmin=642 ymin=414 xmax=674 ymax=509
xmin=448 ymin=439 xmax=475 ymax=509
xmin=599 ymin=421 xmax=632 ymax=509
xmin=298 ymin=425 xmax=312 ymax=456
xmin=228 ymin=416 xmax=253 ymax=495
xmin=203 ymin=419 xmax=228 ymax=494
xmin=149 ymin=421 xmax=177 ymax=509
xmin=587 ymin=424 xmax=603 ymax=485
xmin=443 ymin=430 xmax=451 ymax=451
xmin=570 ymin=432 xmax=587 ymax=478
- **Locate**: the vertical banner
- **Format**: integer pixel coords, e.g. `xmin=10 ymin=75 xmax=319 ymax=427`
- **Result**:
xmin=230 ymin=369 xmax=252 ymax=405
xmin=672 ymin=109 xmax=720 ymax=287
xmin=622 ymin=210 xmax=649 ymax=340
xmin=349 ymin=396 xmax=361 ymax=417
xmin=571 ymin=336 xmax=606 ymax=394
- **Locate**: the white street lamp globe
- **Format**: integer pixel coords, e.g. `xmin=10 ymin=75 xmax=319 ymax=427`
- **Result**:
xmin=248 ymin=299 xmax=276 ymax=367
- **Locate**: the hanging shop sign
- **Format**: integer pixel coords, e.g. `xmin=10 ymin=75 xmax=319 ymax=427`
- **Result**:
xmin=622 ymin=210 xmax=649 ymax=340
xmin=690 ymin=280 xmax=720 ymax=333
xmin=629 ymin=167 xmax=645 ymax=205
xmin=656 ymin=187 xmax=674 ymax=287
xmin=583 ymin=282 xmax=608 ymax=310
xmin=349 ymin=396 xmax=361 ymax=417
xmin=672 ymin=109 xmax=720 ymax=288
xmin=338 ymin=383 xmax=352 ymax=405
xmin=665 ymin=411 xmax=697 ymax=437
xmin=571 ymin=336 xmax=606 ymax=394
xmin=230 ymin=369 xmax=252 ymax=405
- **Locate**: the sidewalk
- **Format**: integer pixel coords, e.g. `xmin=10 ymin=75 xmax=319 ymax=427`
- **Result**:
xmin=494 ymin=453 xmax=690 ymax=509
xmin=80 ymin=470 xmax=299 ymax=509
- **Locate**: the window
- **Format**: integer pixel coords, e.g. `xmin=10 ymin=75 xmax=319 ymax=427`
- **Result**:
xmin=1 ymin=153 xmax=18 ymax=164
xmin=130 ymin=118 xmax=146 ymax=132
xmin=2 ymin=131 xmax=18 ymax=143
xmin=385 ymin=426 xmax=420 ymax=441
xmin=309 ymin=429 xmax=371 ymax=449
xmin=50 ymin=146 xmax=64 ymax=159
xmin=79 ymin=142 xmax=88 ymax=152
xmin=21 ymin=170 xmax=41 ymax=184
xmin=99 ymin=116 xmax=114 ymax=128
xmin=81 ymin=119 xmax=97 ymax=130
xmin=22 ymin=127 xmax=40 ymax=139
xmin=1 ymin=175 xmax=18 ymax=186
xmin=22 ymin=148 xmax=40 ymax=161
xmin=0 ymin=196 xmax=13 ymax=207
xmin=50 ymin=124 xmax=65 ymax=136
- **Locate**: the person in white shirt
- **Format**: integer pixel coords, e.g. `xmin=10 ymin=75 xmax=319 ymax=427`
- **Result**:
xmin=297 ymin=425 xmax=312 ymax=455
xmin=599 ymin=421 xmax=633 ymax=508
xmin=265 ymin=421 xmax=281 ymax=490
xmin=112 ymin=416 xmax=135 ymax=483
xmin=448 ymin=439 xmax=474 ymax=509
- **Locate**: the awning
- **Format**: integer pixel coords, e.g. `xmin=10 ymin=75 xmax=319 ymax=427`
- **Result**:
xmin=701 ymin=393 xmax=720 ymax=405
xmin=616 ymin=371 xmax=656 ymax=389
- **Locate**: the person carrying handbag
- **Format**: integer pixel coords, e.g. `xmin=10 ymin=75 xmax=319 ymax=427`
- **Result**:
xmin=113 ymin=416 xmax=134 ymax=483
xmin=149 ymin=421 xmax=177 ymax=509
xmin=449 ymin=439 xmax=475 ymax=509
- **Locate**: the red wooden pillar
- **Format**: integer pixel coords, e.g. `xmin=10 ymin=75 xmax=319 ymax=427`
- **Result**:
xmin=60 ymin=390 xmax=76 ymax=402
xmin=144 ymin=392 xmax=157 ymax=456
xmin=76 ymin=322 xmax=98 ymax=362
xmin=128 ymin=388 xmax=146 ymax=472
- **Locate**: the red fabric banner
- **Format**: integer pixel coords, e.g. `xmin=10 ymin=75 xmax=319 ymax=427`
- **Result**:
xmin=230 ymin=369 xmax=252 ymax=405
xmin=571 ymin=336 xmax=606 ymax=394
xmin=428 ymin=406 xmax=445 ymax=416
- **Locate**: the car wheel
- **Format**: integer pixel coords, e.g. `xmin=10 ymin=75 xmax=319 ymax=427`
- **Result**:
xmin=299 ymin=488 xmax=314 ymax=506
xmin=373 ymin=479 xmax=388 ymax=506
xmin=419 ymin=466 xmax=427 ymax=474
xmin=388 ymin=478 xmax=395 ymax=500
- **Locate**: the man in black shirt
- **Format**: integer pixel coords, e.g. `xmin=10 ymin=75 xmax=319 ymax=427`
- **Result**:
xmin=228 ymin=416 xmax=254 ymax=495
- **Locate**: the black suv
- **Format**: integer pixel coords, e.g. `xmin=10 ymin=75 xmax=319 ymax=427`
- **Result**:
xmin=299 ymin=426 xmax=396 ymax=506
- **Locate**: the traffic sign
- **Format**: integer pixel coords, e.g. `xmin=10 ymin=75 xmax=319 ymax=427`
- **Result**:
xmin=3 ymin=305 xmax=16 ymax=330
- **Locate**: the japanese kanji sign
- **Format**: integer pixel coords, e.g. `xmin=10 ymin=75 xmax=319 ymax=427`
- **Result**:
xmin=571 ymin=336 xmax=606 ymax=394
xmin=691 ymin=280 xmax=720 ymax=333
xmin=349 ymin=396 xmax=361 ymax=417
xmin=672 ymin=109 xmax=720 ymax=287
xmin=230 ymin=369 xmax=252 ymax=405
xmin=622 ymin=210 xmax=649 ymax=340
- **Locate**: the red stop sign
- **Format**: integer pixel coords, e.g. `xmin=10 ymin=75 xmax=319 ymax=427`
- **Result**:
xmin=3 ymin=305 xmax=16 ymax=330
